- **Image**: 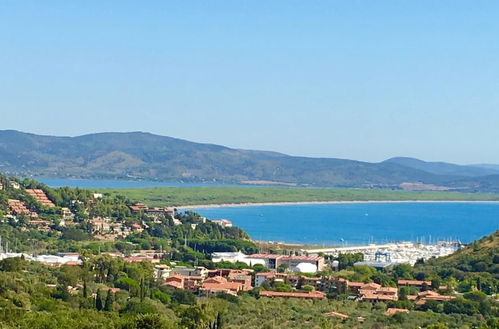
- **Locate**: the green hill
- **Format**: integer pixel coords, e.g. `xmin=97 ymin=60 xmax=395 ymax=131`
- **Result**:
xmin=2 ymin=130 xmax=499 ymax=192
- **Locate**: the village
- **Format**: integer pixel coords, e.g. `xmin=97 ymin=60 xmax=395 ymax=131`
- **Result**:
xmin=0 ymin=179 xmax=460 ymax=320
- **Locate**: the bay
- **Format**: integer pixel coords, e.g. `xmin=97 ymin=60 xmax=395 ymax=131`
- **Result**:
xmin=188 ymin=202 xmax=499 ymax=245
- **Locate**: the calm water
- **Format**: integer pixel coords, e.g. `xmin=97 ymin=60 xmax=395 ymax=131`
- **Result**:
xmin=37 ymin=178 xmax=244 ymax=189
xmin=187 ymin=203 xmax=499 ymax=245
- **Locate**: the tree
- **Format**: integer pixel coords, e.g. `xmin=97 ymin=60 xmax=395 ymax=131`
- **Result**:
xmin=95 ymin=289 xmax=103 ymax=311
xmin=277 ymin=263 xmax=288 ymax=273
xmin=431 ymin=278 xmax=441 ymax=290
xmin=104 ymin=290 xmax=114 ymax=312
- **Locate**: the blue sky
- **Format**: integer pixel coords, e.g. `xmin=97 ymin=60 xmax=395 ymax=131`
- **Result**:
xmin=1 ymin=1 xmax=498 ymax=164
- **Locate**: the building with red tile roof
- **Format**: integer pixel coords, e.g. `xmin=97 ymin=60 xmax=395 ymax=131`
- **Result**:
xmin=259 ymin=290 xmax=326 ymax=300
xmin=324 ymin=311 xmax=349 ymax=320
xmin=25 ymin=189 xmax=55 ymax=207
xmin=8 ymin=199 xmax=37 ymax=217
xmin=412 ymin=290 xmax=456 ymax=305
xmin=384 ymin=308 xmax=410 ymax=316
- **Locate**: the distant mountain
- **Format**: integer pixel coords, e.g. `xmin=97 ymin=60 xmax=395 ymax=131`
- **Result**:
xmin=1 ymin=130 xmax=498 ymax=192
xmin=470 ymin=164 xmax=499 ymax=171
xmin=384 ymin=157 xmax=499 ymax=177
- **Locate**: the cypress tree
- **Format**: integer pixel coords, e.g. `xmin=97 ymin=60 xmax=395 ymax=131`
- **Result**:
xmin=83 ymin=279 xmax=88 ymax=298
xmin=95 ymin=289 xmax=103 ymax=311
xmin=104 ymin=290 xmax=114 ymax=312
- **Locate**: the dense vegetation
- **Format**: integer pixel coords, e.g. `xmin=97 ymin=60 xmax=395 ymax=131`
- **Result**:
xmin=98 ymin=186 xmax=499 ymax=207
xmin=0 ymin=254 xmax=496 ymax=329
xmin=0 ymin=174 xmax=498 ymax=328
xmin=0 ymin=174 xmax=255 ymax=261
xmin=2 ymin=130 xmax=499 ymax=191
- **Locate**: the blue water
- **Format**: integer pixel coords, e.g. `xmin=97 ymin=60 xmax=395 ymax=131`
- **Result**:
xmin=187 ymin=203 xmax=499 ymax=245
xmin=37 ymin=178 xmax=246 ymax=189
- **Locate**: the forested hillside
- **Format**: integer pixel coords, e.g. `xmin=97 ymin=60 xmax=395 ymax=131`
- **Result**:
xmin=2 ymin=130 xmax=499 ymax=191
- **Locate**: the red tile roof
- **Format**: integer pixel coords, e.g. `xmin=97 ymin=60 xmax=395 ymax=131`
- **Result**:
xmin=259 ymin=290 xmax=326 ymax=299
xmin=26 ymin=189 xmax=55 ymax=207
xmin=324 ymin=311 xmax=349 ymax=319
xmin=282 ymin=255 xmax=323 ymax=262
xmin=247 ymin=254 xmax=284 ymax=259
xmin=384 ymin=308 xmax=409 ymax=316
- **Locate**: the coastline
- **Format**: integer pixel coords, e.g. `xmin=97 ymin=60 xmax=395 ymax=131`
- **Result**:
xmin=177 ymin=199 xmax=499 ymax=209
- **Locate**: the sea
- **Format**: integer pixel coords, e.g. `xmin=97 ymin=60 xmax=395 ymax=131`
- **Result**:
xmin=186 ymin=202 xmax=499 ymax=245
xmin=38 ymin=178 xmax=499 ymax=245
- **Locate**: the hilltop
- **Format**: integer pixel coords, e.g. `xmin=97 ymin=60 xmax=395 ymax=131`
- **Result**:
xmin=2 ymin=130 xmax=499 ymax=192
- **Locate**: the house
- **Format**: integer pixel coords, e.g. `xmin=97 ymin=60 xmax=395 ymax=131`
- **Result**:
xmin=100 ymin=287 xmax=121 ymax=294
xmin=211 ymin=251 xmax=248 ymax=263
xmin=384 ymin=308 xmax=410 ymax=316
xmin=88 ymin=217 xmax=113 ymax=233
xmin=8 ymin=199 xmax=37 ymax=217
xmin=27 ymin=220 xmax=51 ymax=231
xmin=145 ymin=207 xmax=175 ymax=218
xmin=154 ymin=264 xmax=171 ymax=279
xmin=411 ymin=290 xmax=455 ymax=305
xmin=211 ymin=219 xmax=233 ymax=228
xmin=324 ymin=311 xmax=349 ymax=320
xmin=254 ymin=272 xmax=287 ymax=287
xmin=347 ymin=281 xmax=398 ymax=302
xmin=123 ymin=256 xmax=160 ymax=263
xmin=397 ymin=279 xmax=447 ymax=291
xmin=25 ymin=189 xmax=56 ymax=207
xmin=171 ymin=266 xmax=209 ymax=278
xmin=259 ymin=290 xmax=326 ymax=300
xmin=162 ymin=275 xmax=184 ymax=289
xmin=128 ymin=203 xmax=147 ymax=212
xmin=61 ymin=207 xmax=74 ymax=220
xmin=246 ymin=254 xmax=284 ymax=270
xmin=282 ymin=255 xmax=325 ymax=272
xmin=397 ymin=279 xmax=432 ymax=287
xmin=199 ymin=276 xmax=245 ymax=296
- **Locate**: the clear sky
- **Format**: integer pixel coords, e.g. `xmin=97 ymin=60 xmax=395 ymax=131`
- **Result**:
xmin=1 ymin=1 xmax=498 ymax=164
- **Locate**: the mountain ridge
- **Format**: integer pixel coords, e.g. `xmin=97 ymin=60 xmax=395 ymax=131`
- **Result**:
xmin=1 ymin=130 xmax=499 ymax=192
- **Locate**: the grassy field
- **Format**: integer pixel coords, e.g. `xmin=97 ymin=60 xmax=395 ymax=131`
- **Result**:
xmin=96 ymin=186 xmax=499 ymax=207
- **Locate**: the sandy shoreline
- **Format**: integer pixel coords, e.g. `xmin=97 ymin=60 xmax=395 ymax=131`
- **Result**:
xmin=177 ymin=199 xmax=499 ymax=209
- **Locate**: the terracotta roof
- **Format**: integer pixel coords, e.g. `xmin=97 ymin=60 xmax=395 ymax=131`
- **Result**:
xmin=324 ymin=311 xmax=349 ymax=319
xmin=100 ymin=287 xmax=121 ymax=293
xmin=204 ymin=276 xmax=228 ymax=284
xmin=361 ymin=282 xmax=382 ymax=290
xmin=163 ymin=281 xmax=183 ymax=289
xmin=259 ymin=290 xmax=326 ymax=299
xmin=201 ymin=282 xmax=242 ymax=291
xmin=384 ymin=308 xmax=409 ymax=316
xmin=361 ymin=293 xmax=398 ymax=301
xmin=247 ymin=254 xmax=284 ymax=259
xmin=25 ymin=189 xmax=55 ymax=207
xmin=8 ymin=199 xmax=35 ymax=216
xmin=282 ymin=255 xmax=323 ymax=262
